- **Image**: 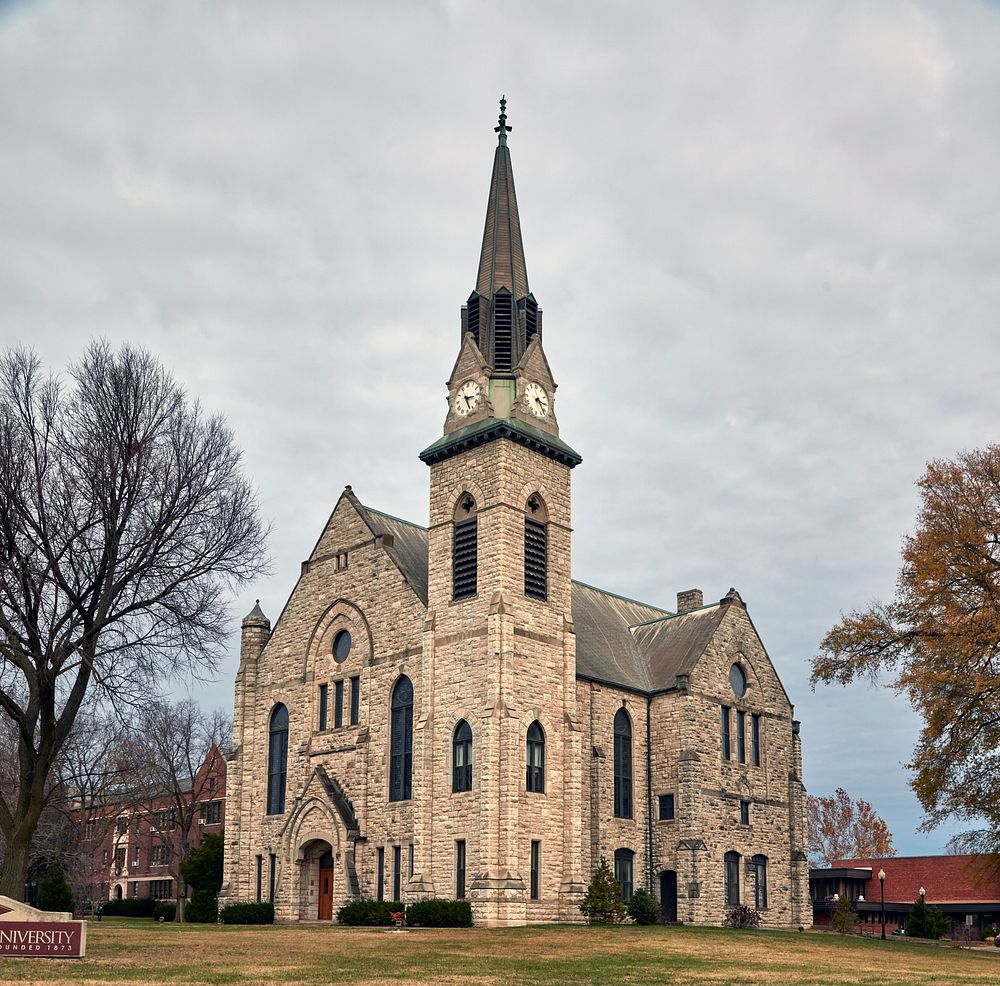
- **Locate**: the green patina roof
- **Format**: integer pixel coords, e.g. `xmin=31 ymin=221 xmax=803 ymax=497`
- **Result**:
xmin=419 ymin=417 xmax=582 ymax=468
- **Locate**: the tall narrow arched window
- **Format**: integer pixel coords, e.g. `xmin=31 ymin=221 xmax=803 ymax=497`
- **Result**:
xmin=452 ymin=719 xmax=472 ymax=793
xmin=266 ymin=704 xmax=288 ymax=815
xmin=724 ymin=851 xmax=741 ymax=907
xmin=453 ymin=494 xmax=478 ymax=600
xmin=752 ymin=854 xmax=768 ymax=910
xmin=614 ymin=848 xmax=635 ymax=903
xmin=389 ymin=676 xmax=413 ymax=802
xmin=526 ymin=720 xmax=545 ymax=793
xmin=613 ymin=707 xmax=633 ymax=819
xmin=524 ymin=494 xmax=548 ymax=601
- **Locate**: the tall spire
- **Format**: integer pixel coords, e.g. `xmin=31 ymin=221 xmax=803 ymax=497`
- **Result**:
xmin=476 ymin=96 xmax=529 ymax=303
xmin=466 ymin=96 xmax=538 ymax=372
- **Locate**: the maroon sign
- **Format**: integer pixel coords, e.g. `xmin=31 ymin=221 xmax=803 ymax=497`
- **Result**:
xmin=0 ymin=920 xmax=85 ymax=957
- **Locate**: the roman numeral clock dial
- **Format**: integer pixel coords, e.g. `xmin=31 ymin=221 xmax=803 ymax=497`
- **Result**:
xmin=524 ymin=381 xmax=549 ymax=418
xmin=453 ymin=380 xmax=482 ymax=416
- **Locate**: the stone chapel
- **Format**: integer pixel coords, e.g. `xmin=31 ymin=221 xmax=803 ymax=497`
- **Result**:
xmin=221 ymin=102 xmax=811 ymax=928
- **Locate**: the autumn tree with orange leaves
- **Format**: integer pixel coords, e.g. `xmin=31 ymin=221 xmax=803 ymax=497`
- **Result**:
xmin=811 ymin=446 xmax=1000 ymax=856
xmin=807 ymin=788 xmax=896 ymax=865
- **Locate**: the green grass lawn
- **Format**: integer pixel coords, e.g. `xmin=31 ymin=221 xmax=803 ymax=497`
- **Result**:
xmin=3 ymin=920 xmax=999 ymax=986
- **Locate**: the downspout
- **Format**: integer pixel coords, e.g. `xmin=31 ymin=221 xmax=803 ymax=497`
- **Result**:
xmin=646 ymin=694 xmax=654 ymax=892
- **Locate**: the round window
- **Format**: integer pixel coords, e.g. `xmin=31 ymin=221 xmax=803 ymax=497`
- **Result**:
xmin=729 ymin=663 xmax=747 ymax=698
xmin=332 ymin=629 xmax=352 ymax=664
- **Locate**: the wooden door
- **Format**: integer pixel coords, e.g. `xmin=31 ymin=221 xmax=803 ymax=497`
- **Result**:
xmin=660 ymin=870 xmax=678 ymax=923
xmin=318 ymin=865 xmax=334 ymax=920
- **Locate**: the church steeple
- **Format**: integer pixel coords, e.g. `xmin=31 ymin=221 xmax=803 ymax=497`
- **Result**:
xmin=422 ymin=99 xmax=580 ymax=470
xmin=465 ymin=97 xmax=539 ymax=373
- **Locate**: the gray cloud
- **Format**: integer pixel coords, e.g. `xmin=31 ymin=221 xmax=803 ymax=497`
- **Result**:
xmin=2 ymin=0 xmax=998 ymax=852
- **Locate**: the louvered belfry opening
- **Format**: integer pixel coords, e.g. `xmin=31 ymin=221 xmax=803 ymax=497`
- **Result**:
xmin=524 ymin=296 xmax=538 ymax=346
xmin=492 ymin=289 xmax=513 ymax=371
xmin=453 ymin=493 xmax=479 ymax=600
xmin=524 ymin=517 xmax=548 ymax=600
xmin=466 ymin=293 xmax=481 ymax=347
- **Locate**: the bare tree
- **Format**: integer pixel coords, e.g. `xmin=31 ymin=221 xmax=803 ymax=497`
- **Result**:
xmin=123 ymin=699 xmax=230 ymax=919
xmin=0 ymin=343 xmax=267 ymax=899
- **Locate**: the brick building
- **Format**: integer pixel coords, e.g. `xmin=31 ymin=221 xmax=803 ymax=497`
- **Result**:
xmin=811 ymin=856 xmax=1000 ymax=938
xmin=222 ymin=102 xmax=810 ymax=927
xmin=74 ymin=747 xmax=226 ymax=904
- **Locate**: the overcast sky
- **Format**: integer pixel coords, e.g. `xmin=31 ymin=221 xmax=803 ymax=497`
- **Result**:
xmin=3 ymin=0 xmax=998 ymax=855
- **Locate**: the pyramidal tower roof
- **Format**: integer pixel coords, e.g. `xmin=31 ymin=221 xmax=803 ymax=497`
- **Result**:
xmin=476 ymin=96 xmax=529 ymax=302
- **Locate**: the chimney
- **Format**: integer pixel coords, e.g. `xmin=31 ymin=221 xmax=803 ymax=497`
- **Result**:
xmin=676 ymin=588 xmax=703 ymax=614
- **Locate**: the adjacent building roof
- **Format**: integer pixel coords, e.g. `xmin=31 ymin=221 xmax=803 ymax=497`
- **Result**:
xmin=362 ymin=504 xmax=723 ymax=695
xmin=831 ymin=856 xmax=1000 ymax=906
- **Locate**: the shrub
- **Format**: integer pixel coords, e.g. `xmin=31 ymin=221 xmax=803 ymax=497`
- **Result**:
xmin=181 ymin=832 xmax=224 ymax=923
xmin=36 ymin=865 xmax=75 ymax=913
xmin=185 ymin=889 xmax=219 ymax=923
xmin=830 ymin=894 xmax=858 ymax=936
xmin=336 ymin=899 xmax=402 ymax=926
xmin=152 ymin=902 xmax=177 ymax=922
xmin=579 ymin=858 xmax=628 ymax=924
xmin=908 ymin=897 xmax=949 ymax=940
xmin=723 ymin=904 xmax=762 ymax=929
xmin=405 ymin=899 xmax=473 ymax=928
xmin=102 ymin=897 xmax=157 ymax=917
xmin=219 ymin=901 xmax=275 ymax=925
xmin=628 ymin=887 xmax=660 ymax=925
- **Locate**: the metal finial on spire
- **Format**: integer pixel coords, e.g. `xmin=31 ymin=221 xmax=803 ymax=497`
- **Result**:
xmin=495 ymin=95 xmax=512 ymax=145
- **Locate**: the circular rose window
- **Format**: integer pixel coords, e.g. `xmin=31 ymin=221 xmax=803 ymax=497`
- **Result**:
xmin=332 ymin=629 xmax=352 ymax=664
xmin=729 ymin=663 xmax=747 ymax=698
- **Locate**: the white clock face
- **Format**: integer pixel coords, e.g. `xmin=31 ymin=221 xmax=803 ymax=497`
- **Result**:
xmin=453 ymin=380 xmax=482 ymax=416
xmin=524 ymin=382 xmax=549 ymax=418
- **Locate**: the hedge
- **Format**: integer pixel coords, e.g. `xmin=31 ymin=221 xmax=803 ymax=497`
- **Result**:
xmin=336 ymin=899 xmax=403 ymax=926
xmin=219 ymin=901 xmax=275 ymax=925
xmin=404 ymin=899 xmax=472 ymax=928
xmin=152 ymin=902 xmax=176 ymax=922
xmin=101 ymin=897 xmax=157 ymax=918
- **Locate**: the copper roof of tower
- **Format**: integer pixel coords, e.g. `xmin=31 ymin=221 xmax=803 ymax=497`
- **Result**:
xmin=475 ymin=96 xmax=529 ymax=302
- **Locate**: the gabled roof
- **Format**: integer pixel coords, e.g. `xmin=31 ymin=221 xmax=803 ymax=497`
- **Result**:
xmin=360 ymin=505 xmax=722 ymax=694
xmin=363 ymin=506 xmax=430 ymax=602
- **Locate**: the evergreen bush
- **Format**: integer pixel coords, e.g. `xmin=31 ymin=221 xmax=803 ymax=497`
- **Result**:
xmin=219 ymin=901 xmax=275 ymax=925
xmin=101 ymin=897 xmax=157 ymax=917
xmin=830 ymin=894 xmax=858 ymax=936
xmin=627 ymin=887 xmax=660 ymax=925
xmin=579 ymin=857 xmax=628 ymax=924
xmin=181 ymin=832 xmax=224 ymax=923
xmin=36 ymin=865 xmax=75 ymax=913
xmin=336 ymin=899 xmax=402 ymax=926
xmin=185 ymin=889 xmax=219 ymax=923
xmin=152 ymin=901 xmax=177 ymax=922
xmin=404 ymin=899 xmax=473 ymax=927
xmin=908 ymin=897 xmax=950 ymax=940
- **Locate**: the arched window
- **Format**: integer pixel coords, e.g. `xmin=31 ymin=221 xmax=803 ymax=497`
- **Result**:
xmin=613 ymin=707 xmax=633 ymax=819
xmin=524 ymin=494 xmax=548 ymax=601
xmin=389 ymin=677 xmax=413 ymax=802
xmin=724 ymin=851 xmax=741 ymax=907
xmin=752 ymin=854 xmax=768 ymax=910
xmin=453 ymin=494 xmax=478 ymax=600
xmin=526 ymin=720 xmax=545 ymax=793
xmin=453 ymin=719 xmax=472 ymax=793
xmin=614 ymin=848 xmax=635 ymax=903
xmin=266 ymin=704 xmax=288 ymax=815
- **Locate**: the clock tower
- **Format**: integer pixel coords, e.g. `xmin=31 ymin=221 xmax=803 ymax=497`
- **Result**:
xmin=415 ymin=99 xmax=585 ymax=925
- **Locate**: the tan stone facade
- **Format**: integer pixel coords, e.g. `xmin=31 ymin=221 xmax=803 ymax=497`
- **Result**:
xmin=221 ymin=108 xmax=809 ymax=928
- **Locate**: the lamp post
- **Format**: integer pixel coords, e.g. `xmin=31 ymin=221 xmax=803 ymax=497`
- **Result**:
xmin=919 ymin=886 xmax=925 ymax=902
xmin=879 ymin=868 xmax=886 ymax=941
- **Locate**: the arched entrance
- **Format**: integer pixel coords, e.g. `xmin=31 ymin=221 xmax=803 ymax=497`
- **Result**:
xmin=115 ymin=885 xmax=123 ymax=900
xmin=660 ymin=870 xmax=678 ymax=923
xmin=318 ymin=848 xmax=335 ymax=920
